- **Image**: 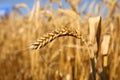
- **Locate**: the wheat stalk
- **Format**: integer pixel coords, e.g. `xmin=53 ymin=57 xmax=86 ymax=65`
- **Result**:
xmin=30 ymin=28 xmax=85 ymax=49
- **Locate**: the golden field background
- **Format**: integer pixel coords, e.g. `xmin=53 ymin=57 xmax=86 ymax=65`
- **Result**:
xmin=0 ymin=0 xmax=120 ymax=80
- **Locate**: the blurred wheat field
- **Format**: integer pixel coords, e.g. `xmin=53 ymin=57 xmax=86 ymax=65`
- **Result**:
xmin=0 ymin=0 xmax=120 ymax=80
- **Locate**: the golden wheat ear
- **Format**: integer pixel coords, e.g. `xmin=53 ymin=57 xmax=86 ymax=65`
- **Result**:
xmin=30 ymin=28 xmax=84 ymax=50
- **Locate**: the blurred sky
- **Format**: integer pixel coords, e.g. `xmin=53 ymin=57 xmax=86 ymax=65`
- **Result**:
xmin=0 ymin=0 xmax=120 ymax=16
xmin=0 ymin=0 xmax=34 ymax=15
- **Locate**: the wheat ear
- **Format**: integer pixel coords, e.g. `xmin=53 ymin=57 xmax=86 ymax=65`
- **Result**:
xmin=30 ymin=28 xmax=85 ymax=49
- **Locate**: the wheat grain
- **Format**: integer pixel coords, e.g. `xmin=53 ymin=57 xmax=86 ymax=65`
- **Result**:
xmin=14 ymin=3 xmax=29 ymax=9
xmin=30 ymin=28 xmax=85 ymax=49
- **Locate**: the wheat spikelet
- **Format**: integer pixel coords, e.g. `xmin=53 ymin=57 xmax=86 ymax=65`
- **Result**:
xmin=30 ymin=28 xmax=85 ymax=49
xmin=67 ymin=0 xmax=78 ymax=13
xmin=58 ymin=9 xmax=79 ymax=19
xmin=107 ymin=0 xmax=117 ymax=17
xmin=14 ymin=3 xmax=29 ymax=10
